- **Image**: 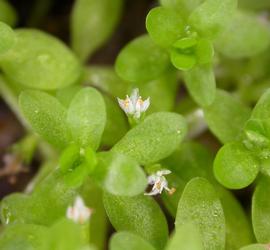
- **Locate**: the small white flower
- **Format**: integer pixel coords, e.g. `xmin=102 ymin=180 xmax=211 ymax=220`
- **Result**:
xmin=66 ymin=196 xmax=92 ymax=224
xmin=117 ymin=88 xmax=150 ymax=119
xmin=144 ymin=169 xmax=176 ymax=196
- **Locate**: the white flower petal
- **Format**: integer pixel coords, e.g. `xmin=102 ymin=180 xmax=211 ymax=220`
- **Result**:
xmin=141 ymin=97 xmax=150 ymax=112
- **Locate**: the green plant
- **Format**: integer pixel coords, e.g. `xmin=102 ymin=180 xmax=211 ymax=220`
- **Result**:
xmin=0 ymin=0 xmax=270 ymax=249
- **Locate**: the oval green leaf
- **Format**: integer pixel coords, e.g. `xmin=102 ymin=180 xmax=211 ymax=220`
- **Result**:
xmin=115 ymin=35 xmax=170 ymax=82
xmin=67 ymin=87 xmax=106 ymax=150
xmin=0 ymin=29 xmax=81 ymax=90
xmin=94 ymin=152 xmax=147 ymax=196
xmin=146 ymin=7 xmax=185 ymax=48
xmin=19 ymin=90 xmax=71 ymax=149
xmin=112 ymin=112 xmax=187 ymax=165
xmin=214 ymin=142 xmax=259 ymax=189
xmin=71 ymin=0 xmax=123 ymax=62
xmin=215 ymin=11 xmax=270 ymax=59
xmin=175 ymin=177 xmax=226 ymax=250
xmin=103 ymin=192 xmax=168 ymax=249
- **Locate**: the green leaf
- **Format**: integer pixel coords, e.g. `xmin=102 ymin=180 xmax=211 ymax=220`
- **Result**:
xmin=196 ymin=38 xmax=214 ymax=65
xmin=94 ymin=152 xmax=147 ymax=196
xmin=214 ymin=142 xmax=259 ymax=189
xmin=0 ymin=29 xmax=81 ymax=90
xmin=115 ymin=35 xmax=170 ymax=82
xmin=47 ymin=218 xmax=89 ymax=250
xmin=252 ymin=176 xmax=270 ymax=243
xmin=215 ymin=11 xmax=270 ymax=59
xmin=0 ymin=224 xmax=47 ymax=250
xmin=101 ymin=95 xmax=128 ymax=147
xmin=217 ymin=187 xmax=254 ymax=249
xmin=71 ymin=0 xmax=123 ymax=62
xmin=188 ymin=0 xmax=237 ymax=39
xmin=160 ymin=0 xmax=204 ymax=20
xmin=67 ymin=87 xmax=106 ymax=150
xmin=136 ymin=71 xmax=178 ymax=113
xmin=170 ymin=48 xmax=197 ymax=71
xmin=165 ymin=224 xmax=203 ymax=250
xmin=19 ymin=90 xmax=71 ymax=149
xmin=251 ymin=89 xmax=270 ymax=120
xmin=175 ymin=177 xmax=226 ymax=250
xmin=110 ymin=232 xmax=156 ymax=250
xmin=0 ymin=22 xmax=16 ymax=54
xmin=103 ymin=193 xmax=168 ymax=250
xmin=203 ymin=89 xmax=251 ymax=144
xmin=240 ymin=244 xmax=268 ymax=250
xmin=0 ymin=0 xmax=17 ymax=27
xmin=146 ymin=7 xmax=185 ymax=48
xmin=184 ymin=64 xmax=216 ymax=107
xmin=112 ymin=112 xmax=187 ymax=165
xmin=83 ymin=66 xmax=129 ymax=98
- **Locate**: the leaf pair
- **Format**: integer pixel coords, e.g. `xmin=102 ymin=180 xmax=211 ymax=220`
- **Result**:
xmin=213 ymin=89 xmax=270 ymax=189
xmin=19 ymin=87 xmax=106 ymax=150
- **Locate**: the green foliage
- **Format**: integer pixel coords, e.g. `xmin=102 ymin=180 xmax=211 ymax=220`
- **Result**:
xmin=146 ymin=7 xmax=185 ymax=48
xmin=103 ymin=193 xmax=168 ymax=250
xmin=112 ymin=112 xmax=187 ymax=165
xmin=240 ymin=244 xmax=268 ymax=250
xmin=110 ymin=231 xmax=156 ymax=250
xmin=1 ymin=0 xmax=270 ymax=249
xmin=204 ymin=89 xmax=251 ymax=144
xmin=94 ymin=151 xmax=147 ymax=196
xmin=214 ymin=142 xmax=259 ymax=189
xmin=0 ymin=22 xmax=16 ymax=55
xmin=0 ymin=224 xmax=47 ymax=250
xmin=160 ymin=0 xmax=204 ymax=20
xmin=252 ymin=176 xmax=270 ymax=243
xmin=175 ymin=178 xmax=226 ymax=250
xmin=115 ymin=35 xmax=170 ymax=82
xmin=188 ymin=0 xmax=237 ymax=39
xmin=215 ymin=11 xmax=270 ymax=59
xmin=67 ymin=87 xmax=106 ymax=150
xmin=0 ymin=170 xmax=78 ymax=226
xmin=0 ymin=29 xmax=81 ymax=90
xmin=71 ymin=0 xmax=123 ymax=62
xmin=165 ymin=224 xmax=203 ymax=250
xmin=184 ymin=64 xmax=216 ymax=106
xmin=19 ymin=90 xmax=71 ymax=149
xmin=0 ymin=0 xmax=17 ymax=27
xmin=162 ymin=142 xmax=254 ymax=249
